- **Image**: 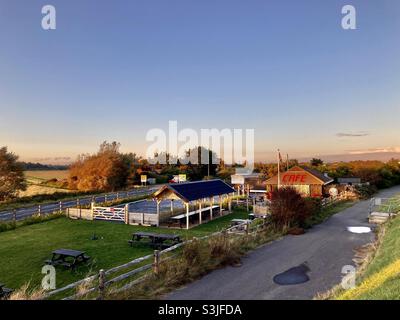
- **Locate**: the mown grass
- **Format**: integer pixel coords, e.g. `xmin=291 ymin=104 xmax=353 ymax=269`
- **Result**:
xmin=0 ymin=210 xmax=248 ymax=293
xmin=334 ymin=214 xmax=400 ymax=299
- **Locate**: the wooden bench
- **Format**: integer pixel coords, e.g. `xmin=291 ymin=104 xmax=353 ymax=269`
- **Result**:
xmin=129 ymin=232 xmax=182 ymax=249
xmin=44 ymin=249 xmax=91 ymax=270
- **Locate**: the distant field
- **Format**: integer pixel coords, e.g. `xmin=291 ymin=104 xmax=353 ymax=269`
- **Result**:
xmin=24 ymin=170 xmax=69 ymax=181
xmin=20 ymin=170 xmax=72 ymax=197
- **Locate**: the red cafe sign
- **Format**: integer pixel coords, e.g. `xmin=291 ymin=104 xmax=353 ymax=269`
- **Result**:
xmin=281 ymin=173 xmax=311 ymax=185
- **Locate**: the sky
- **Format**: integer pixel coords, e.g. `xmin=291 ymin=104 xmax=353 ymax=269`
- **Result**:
xmin=0 ymin=0 xmax=399 ymax=164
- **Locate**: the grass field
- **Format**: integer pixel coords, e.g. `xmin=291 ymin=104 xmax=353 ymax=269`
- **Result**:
xmin=24 ymin=170 xmax=69 ymax=181
xmin=0 ymin=210 xmax=248 ymax=293
xmin=19 ymin=170 xmax=72 ymax=197
xmin=335 ymin=207 xmax=400 ymax=299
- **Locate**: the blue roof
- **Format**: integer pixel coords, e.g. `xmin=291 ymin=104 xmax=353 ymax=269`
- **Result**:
xmin=156 ymin=179 xmax=235 ymax=202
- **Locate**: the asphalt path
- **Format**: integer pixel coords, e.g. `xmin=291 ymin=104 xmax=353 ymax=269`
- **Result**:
xmin=0 ymin=186 xmax=160 ymax=222
xmin=167 ymin=185 xmax=400 ymax=300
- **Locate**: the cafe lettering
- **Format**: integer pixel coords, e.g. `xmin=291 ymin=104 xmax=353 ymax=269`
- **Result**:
xmin=265 ymin=166 xmax=334 ymax=197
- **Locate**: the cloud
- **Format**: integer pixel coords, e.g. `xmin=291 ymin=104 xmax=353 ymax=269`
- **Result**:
xmin=347 ymin=147 xmax=400 ymax=155
xmin=336 ymin=131 xmax=369 ymax=138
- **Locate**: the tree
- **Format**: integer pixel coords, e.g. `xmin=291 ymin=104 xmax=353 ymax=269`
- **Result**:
xmin=68 ymin=141 xmax=129 ymax=192
xmin=269 ymin=187 xmax=311 ymax=229
xmin=0 ymin=147 xmax=27 ymax=201
xmin=310 ymin=158 xmax=324 ymax=167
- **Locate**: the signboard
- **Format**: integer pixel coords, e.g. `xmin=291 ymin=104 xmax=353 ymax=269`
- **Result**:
xmin=178 ymin=174 xmax=187 ymax=183
xmin=141 ymin=175 xmax=147 ymax=183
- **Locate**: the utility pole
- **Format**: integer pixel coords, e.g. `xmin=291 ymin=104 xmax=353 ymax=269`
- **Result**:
xmin=277 ymin=149 xmax=281 ymax=189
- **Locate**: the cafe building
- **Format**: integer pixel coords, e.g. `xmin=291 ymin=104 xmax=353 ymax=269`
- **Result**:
xmin=265 ymin=166 xmax=334 ymax=198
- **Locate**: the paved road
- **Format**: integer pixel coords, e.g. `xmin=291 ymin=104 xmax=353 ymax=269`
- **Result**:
xmin=0 ymin=186 xmax=160 ymax=222
xmin=167 ymin=185 xmax=400 ymax=300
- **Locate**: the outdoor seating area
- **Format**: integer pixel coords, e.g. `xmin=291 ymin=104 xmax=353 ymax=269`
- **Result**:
xmin=44 ymin=249 xmax=91 ymax=270
xmin=0 ymin=283 xmax=13 ymax=299
xmin=128 ymin=232 xmax=182 ymax=249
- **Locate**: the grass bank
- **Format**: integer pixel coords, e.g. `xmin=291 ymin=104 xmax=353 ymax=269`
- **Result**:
xmin=335 ymin=214 xmax=400 ymax=300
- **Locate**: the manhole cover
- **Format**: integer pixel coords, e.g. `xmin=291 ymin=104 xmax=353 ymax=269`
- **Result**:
xmin=347 ymin=226 xmax=371 ymax=234
xmin=273 ymin=263 xmax=310 ymax=285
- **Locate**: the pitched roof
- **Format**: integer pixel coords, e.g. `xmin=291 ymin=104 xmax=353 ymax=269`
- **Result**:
xmin=300 ymin=166 xmax=334 ymax=184
xmin=265 ymin=166 xmax=334 ymax=185
xmin=153 ymin=179 xmax=235 ymax=202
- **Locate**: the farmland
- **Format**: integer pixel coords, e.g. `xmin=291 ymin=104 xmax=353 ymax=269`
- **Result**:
xmin=20 ymin=170 xmax=72 ymax=197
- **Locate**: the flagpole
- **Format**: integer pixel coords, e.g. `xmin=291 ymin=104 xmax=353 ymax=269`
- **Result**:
xmin=277 ymin=149 xmax=281 ymax=190
xmin=286 ymin=154 xmax=289 ymax=171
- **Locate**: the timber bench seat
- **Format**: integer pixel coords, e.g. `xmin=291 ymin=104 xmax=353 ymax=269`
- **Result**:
xmin=44 ymin=249 xmax=91 ymax=270
xmin=129 ymin=232 xmax=182 ymax=249
xmin=0 ymin=283 xmax=13 ymax=299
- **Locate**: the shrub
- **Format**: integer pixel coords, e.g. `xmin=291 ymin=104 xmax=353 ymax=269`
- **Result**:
xmin=269 ymin=187 xmax=312 ymax=229
xmin=355 ymin=185 xmax=378 ymax=199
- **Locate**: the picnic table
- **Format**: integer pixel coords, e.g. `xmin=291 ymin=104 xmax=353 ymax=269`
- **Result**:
xmin=128 ymin=232 xmax=181 ymax=249
xmin=0 ymin=283 xmax=13 ymax=299
xmin=230 ymin=219 xmax=252 ymax=228
xmin=44 ymin=249 xmax=91 ymax=269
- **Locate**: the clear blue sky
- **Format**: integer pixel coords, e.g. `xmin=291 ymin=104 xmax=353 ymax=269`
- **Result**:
xmin=0 ymin=0 xmax=399 ymax=163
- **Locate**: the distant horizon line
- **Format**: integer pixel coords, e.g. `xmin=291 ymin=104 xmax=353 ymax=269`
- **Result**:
xmin=20 ymin=151 xmax=400 ymax=166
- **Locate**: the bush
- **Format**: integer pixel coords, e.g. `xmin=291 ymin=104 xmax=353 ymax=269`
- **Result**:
xmin=355 ymin=185 xmax=378 ymax=199
xmin=270 ymin=187 xmax=312 ymax=229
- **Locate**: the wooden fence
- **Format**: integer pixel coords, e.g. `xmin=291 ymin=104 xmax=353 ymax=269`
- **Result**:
xmin=44 ymin=219 xmax=267 ymax=300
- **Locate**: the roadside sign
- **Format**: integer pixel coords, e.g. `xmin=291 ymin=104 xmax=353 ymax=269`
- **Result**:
xmin=179 ymin=174 xmax=187 ymax=183
xmin=141 ymin=175 xmax=147 ymax=183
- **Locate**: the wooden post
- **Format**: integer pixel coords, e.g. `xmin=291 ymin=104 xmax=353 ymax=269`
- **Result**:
xmin=209 ymin=197 xmax=213 ymax=220
xmin=59 ymin=201 xmax=62 ymax=214
xmin=246 ymin=221 xmax=250 ymax=235
xmin=104 ymin=194 xmax=108 ymax=203
xmin=153 ymin=250 xmax=160 ymax=275
xmin=170 ymin=200 xmax=174 ymax=214
xmin=91 ymin=202 xmax=95 ymax=220
xmin=124 ymin=204 xmax=129 ymax=225
xmin=98 ymin=269 xmax=106 ymax=300
xmin=186 ymin=202 xmax=189 ymax=230
xmin=13 ymin=209 xmax=17 ymax=222
xmin=219 ymin=195 xmax=223 ymax=215
xmin=77 ymin=199 xmax=81 ymax=219
xmin=38 ymin=205 xmax=41 ymax=217
xmin=228 ymin=194 xmax=232 ymax=212
xmin=198 ymin=200 xmax=202 ymax=225
xmin=156 ymin=200 xmax=161 ymax=227
xmin=116 ymin=192 xmax=119 ymax=200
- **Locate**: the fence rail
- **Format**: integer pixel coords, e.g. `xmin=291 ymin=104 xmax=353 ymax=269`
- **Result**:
xmin=0 ymin=186 xmax=159 ymax=223
xmin=46 ymin=219 xmax=266 ymax=300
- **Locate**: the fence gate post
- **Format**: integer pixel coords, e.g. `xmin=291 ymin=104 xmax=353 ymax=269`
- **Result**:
xmin=98 ymin=269 xmax=106 ymax=300
xmin=153 ymin=250 xmax=160 ymax=275
xmin=124 ymin=204 xmax=129 ymax=225
xmin=91 ymin=202 xmax=95 ymax=220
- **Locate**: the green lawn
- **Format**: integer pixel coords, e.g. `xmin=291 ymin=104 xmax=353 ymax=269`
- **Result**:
xmin=0 ymin=210 xmax=248 ymax=292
